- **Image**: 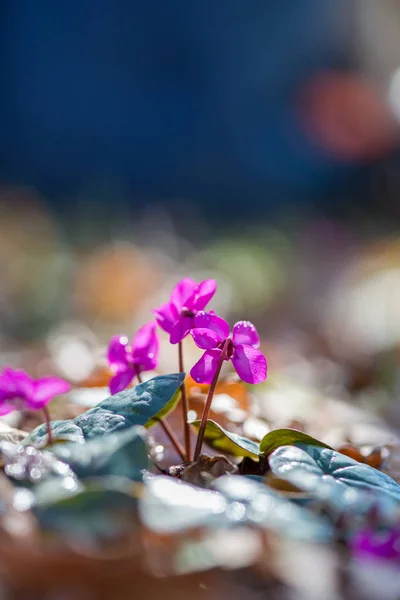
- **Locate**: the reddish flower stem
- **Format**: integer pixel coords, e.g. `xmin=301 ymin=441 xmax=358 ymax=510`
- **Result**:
xmin=134 ymin=367 xmax=185 ymax=462
xmin=178 ymin=341 xmax=191 ymax=462
xmin=157 ymin=417 xmax=186 ymax=461
xmin=42 ymin=405 xmax=53 ymax=446
xmin=193 ymin=338 xmax=230 ymax=461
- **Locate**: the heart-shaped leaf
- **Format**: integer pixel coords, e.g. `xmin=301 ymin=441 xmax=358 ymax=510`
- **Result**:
xmin=51 ymin=426 xmax=149 ymax=481
xmin=213 ymin=475 xmax=333 ymax=541
xmin=260 ymin=428 xmax=333 ymax=457
xmin=190 ymin=419 xmax=260 ymax=459
xmin=139 ymin=473 xmax=332 ymax=542
xmin=34 ymin=476 xmax=138 ymax=541
xmin=269 ymin=444 xmax=400 ymax=517
xmin=24 ymin=374 xmax=184 ymax=446
xmin=139 ymin=475 xmax=228 ymax=533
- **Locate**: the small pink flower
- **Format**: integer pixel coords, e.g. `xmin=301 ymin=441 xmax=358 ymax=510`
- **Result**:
xmin=190 ymin=313 xmax=267 ymax=385
xmin=107 ymin=322 xmax=159 ymax=394
xmin=350 ymin=527 xmax=400 ymax=564
xmin=153 ymin=277 xmax=217 ymax=344
xmin=0 ymin=367 xmax=70 ymax=414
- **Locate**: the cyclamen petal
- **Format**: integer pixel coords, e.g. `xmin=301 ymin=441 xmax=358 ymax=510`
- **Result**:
xmin=109 ymin=369 xmax=135 ymax=395
xmin=170 ymin=315 xmax=194 ymax=345
xmin=30 ymin=377 xmax=71 ymax=409
xmin=134 ymin=353 xmax=158 ymax=373
xmin=107 ymin=335 xmax=129 ymax=367
xmin=132 ymin=322 xmax=159 ymax=358
xmin=0 ymin=367 xmax=70 ymax=414
xmin=153 ymin=301 xmax=180 ymax=334
xmin=170 ymin=278 xmax=197 ymax=310
xmin=191 ymin=328 xmax=221 ymax=350
xmin=190 ymin=279 xmax=217 ymax=311
xmin=193 ymin=311 xmax=230 ymax=340
xmin=232 ymin=321 xmax=260 ymax=348
xmin=231 ymin=344 xmax=267 ymax=384
xmin=0 ymin=367 xmax=34 ymax=399
xmin=190 ymin=349 xmax=222 ymax=384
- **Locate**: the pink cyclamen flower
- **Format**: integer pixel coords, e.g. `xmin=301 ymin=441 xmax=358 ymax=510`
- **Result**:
xmin=350 ymin=527 xmax=400 ymax=564
xmin=190 ymin=313 xmax=267 ymax=385
xmin=0 ymin=367 xmax=70 ymax=414
xmin=153 ymin=277 xmax=217 ymax=344
xmin=107 ymin=322 xmax=159 ymax=394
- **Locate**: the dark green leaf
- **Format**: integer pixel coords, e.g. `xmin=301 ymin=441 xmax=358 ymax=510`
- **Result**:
xmin=139 ymin=475 xmax=228 ymax=533
xmin=145 ymin=387 xmax=181 ymax=428
xmin=139 ymin=474 xmax=332 ymax=542
xmin=52 ymin=426 xmax=149 ymax=480
xmin=260 ymin=428 xmax=333 ymax=457
xmin=214 ymin=475 xmax=333 ymax=541
xmin=24 ymin=374 xmax=184 ymax=446
xmin=34 ymin=476 xmax=138 ymax=542
xmin=269 ymin=444 xmax=400 ymax=516
xmin=190 ymin=419 xmax=260 ymax=459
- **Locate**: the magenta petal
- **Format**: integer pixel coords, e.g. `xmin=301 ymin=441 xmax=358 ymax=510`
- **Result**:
xmin=170 ymin=278 xmax=197 ymax=310
xmin=132 ymin=322 xmax=159 ymax=356
xmin=193 ymin=312 xmax=229 ymax=340
xmin=190 ymin=349 xmax=222 ymax=384
xmin=190 ymin=279 xmax=217 ymax=311
xmin=153 ymin=302 xmax=179 ymax=334
xmin=0 ymin=402 xmax=15 ymax=416
xmin=191 ymin=328 xmax=221 ymax=350
xmin=232 ymin=321 xmax=260 ymax=348
xmin=30 ymin=377 xmax=71 ymax=409
xmin=132 ymin=322 xmax=159 ymax=371
xmin=0 ymin=367 xmax=34 ymax=399
xmin=134 ymin=354 xmax=158 ymax=373
xmin=231 ymin=344 xmax=267 ymax=384
xmin=170 ymin=316 xmax=193 ymax=344
xmin=109 ymin=369 xmax=135 ymax=394
xmin=107 ymin=335 xmax=129 ymax=367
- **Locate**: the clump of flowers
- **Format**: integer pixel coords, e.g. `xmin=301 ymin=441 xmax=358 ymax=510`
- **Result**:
xmin=107 ymin=322 xmax=160 ymax=394
xmin=107 ymin=277 xmax=268 ymax=463
xmin=153 ymin=278 xmax=217 ymax=344
xmin=0 ymin=367 xmax=70 ymax=445
xmin=190 ymin=313 xmax=267 ymax=385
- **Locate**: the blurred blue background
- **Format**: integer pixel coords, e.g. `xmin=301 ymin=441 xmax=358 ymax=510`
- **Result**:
xmin=2 ymin=0 xmax=385 ymax=213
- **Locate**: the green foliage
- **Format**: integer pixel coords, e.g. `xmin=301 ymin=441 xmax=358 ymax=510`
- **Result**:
xmin=52 ymin=426 xmax=149 ymax=481
xmin=34 ymin=476 xmax=138 ymax=541
xmin=139 ymin=473 xmax=332 ymax=542
xmin=260 ymin=428 xmax=332 ymax=457
xmin=24 ymin=374 xmax=184 ymax=446
xmin=269 ymin=444 xmax=400 ymax=516
xmin=190 ymin=420 xmax=260 ymax=459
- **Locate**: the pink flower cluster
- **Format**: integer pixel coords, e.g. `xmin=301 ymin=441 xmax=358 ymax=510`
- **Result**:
xmin=0 ymin=367 xmax=70 ymax=415
xmin=107 ymin=277 xmax=267 ymax=391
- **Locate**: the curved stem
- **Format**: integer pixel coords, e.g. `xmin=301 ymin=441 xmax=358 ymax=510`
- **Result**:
xmin=42 ymin=405 xmax=53 ymax=446
xmin=193 ymin=339 xmax=230 ymax=461
xmin=134 ymin=367 xmax=185 ymax=461
xmin=178 ymin=342 xmax=191 ymax=462
xmin=157 ymin=418 xmax=186 ymax=461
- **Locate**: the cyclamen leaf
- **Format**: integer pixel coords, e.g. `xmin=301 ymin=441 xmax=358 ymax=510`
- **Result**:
xmin=34 ymin=476 xmax=138 ymax=541
xmin=145 ymin=387 xmax=181 ymax=428
xmin=52 ymin=426 xmax=149 ymax=481
xmin=269 ymin=444 xmax=400 ymax=516
xmin=24 ymin=374 xmax=184 ymax=446
xmin=260 ymin=428 xmax=333 ymax=457
xmin=139 ymin=474 xmax=332 ymax=542
xmin=190 ymin=419 xmax=260 ymax=459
